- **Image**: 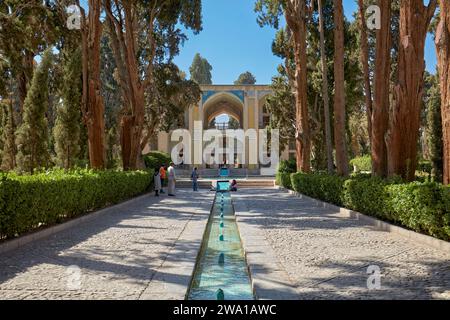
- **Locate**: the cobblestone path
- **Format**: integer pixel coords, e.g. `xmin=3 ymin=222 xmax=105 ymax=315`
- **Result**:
xmin=0 ymin=190 xmax=212 ymax=300
xmin=2 ymin=187 xmax=449 ymax=300
xmin=234 ymin=188 xmax=450 ymax=300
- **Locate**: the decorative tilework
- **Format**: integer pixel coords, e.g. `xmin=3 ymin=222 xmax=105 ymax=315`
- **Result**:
xmin=202 ymin=90 xmax=245 ymax=104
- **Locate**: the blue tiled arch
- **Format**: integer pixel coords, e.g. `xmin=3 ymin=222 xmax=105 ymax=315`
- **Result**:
xmin=202 ymin=90 xmax=245 ymax=104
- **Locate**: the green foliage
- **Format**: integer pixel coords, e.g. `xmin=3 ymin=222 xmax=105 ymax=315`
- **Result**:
xmin=0 ymin=100 xmax=16 ymax=171
xmin=144 ymin=151 xmax=171 ymax=170
xmin=0 ymin=103 xmax=3 ymax=165
xmin=0 ymin=0 xmax=62 ymax=86
xmin=106 ymin=127 xmax=120 ymax=169
xmin=234 ymin=71 xmax=257 ymax=85
xmin=101 ymin=34 xmax=122 ymax=131
xmin=276 ymin=160 xmax=297 ymax=188
xmin=265 ymin=65 xmax=295 ymax=151
xmin=148 ymin=63 xmax=201 ymax=133
xmin=291 ymin=172 xmax=346 ymax=206
xmin=417 ymin=160 xmax=433 ymax=176
xmin=387 ymin=182 xmax=449 ymax=239
xmin=350 ymin=155 xmax=372 ymax=172
xmin=277 ymin=159 xmax=297 ymax=174
xmin=261 ymin=1 xmax=366 ymax=168
xmin=276 ymin=172 xmax=292 ymax=189
xmin=53 ymin=47 xmax=82 ymax=169
xmin=228 ymin=117 xmax=240 ymax=129
xmin=254 ymin=0 xmax=284 ymax=29
xmin=289 ymin=173 xmax=450 ymax=241
xmin=342 ymin=175 xmax=390 ymax=219
xmin=0 ymin=169 xmax=153 ymax=240
xmin=16 ymin=49 xmax=53 ymax=173
xmin=100 ymin=34 xmax=122 ymax=169
xmin=424 ymin=72 xmax=443 ymax=181
xmin=189 ymin=53 xmax=213 ymax=85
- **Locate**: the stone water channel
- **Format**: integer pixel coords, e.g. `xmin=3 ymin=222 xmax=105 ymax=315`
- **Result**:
xmin=187 ymin=181 xmax=254 ymax=300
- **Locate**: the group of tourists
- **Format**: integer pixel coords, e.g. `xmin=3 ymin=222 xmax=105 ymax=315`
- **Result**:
xmin=153 ymin=163 xmax=177 ymax=197
xmin=153 ymin=165 xmax=238 ymax=196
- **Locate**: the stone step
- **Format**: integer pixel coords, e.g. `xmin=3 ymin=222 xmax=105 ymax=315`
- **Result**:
xmin=174 ymin=168 xmax=264 ymax=178
xmin=174 ymin=179 xmax=275 ymax=189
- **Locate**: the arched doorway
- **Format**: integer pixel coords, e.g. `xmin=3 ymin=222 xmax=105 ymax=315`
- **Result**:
xmin=202 ymin=92 xmax=244 ymax=130
xmin=202 ymin=92 xmax=244 ymax=168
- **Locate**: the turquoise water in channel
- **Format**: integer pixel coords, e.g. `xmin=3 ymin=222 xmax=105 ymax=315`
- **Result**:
xmin=219 ymin=168 xmax=230 ymax=177
xmin=217 ymin=180 xmax=230 ymax=192
xmin=187 ymin=191 xmax=254 ymax=300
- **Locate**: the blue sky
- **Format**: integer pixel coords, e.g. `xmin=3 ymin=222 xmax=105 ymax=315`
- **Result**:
xmin=174 ymin=0 xmax=438 ymax=84
xmin=79 ymin=0 xmax=437 ymax=83
xmin=173 ymin=0 xmax=282 ymax=84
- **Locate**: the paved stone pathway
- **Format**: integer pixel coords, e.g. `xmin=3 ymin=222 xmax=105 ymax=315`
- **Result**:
xmin=234 ymin=188 xmax=450 ymax=300
xmin=1 ymin=187 xmax=449 ymax=300
xmin=0 ymin=190 xmax=213 ymax=300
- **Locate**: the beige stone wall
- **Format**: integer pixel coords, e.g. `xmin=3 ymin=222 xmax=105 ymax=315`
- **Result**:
xmin=154 ymin=85 xmax=280 ymax=168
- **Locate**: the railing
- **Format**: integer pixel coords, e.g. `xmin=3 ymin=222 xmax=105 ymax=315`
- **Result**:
xmin=215 ymin=122 xmax=229 ymax=131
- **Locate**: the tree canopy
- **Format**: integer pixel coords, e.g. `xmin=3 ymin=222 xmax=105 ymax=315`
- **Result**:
xmin=189 ymin=53 xmax=213 ymax=85
xmin=234 ymin=71 xmax=257 ymax=85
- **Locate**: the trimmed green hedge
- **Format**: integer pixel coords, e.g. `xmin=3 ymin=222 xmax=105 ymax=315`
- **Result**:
xmin=291 ymin=172 xmax=345 ymax=206
xmin=275 ymin=160 xmax=297 ymax=189
xmin=276 ymin=172 xmax=292 ymax=189
xmin=288 ymin=172 xmax=450 ymax=241
xmin=277 ymin=159 xmax=297 ymax=174
xmin=0 ymin=169 xmax=153 ymax=240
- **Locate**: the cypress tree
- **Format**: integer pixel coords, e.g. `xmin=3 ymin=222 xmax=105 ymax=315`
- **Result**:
xmin=16 ymin=49 xmax=52 ymax=173
xmin=0 ymin=103 xmax=3 ymax=165
xmin=189 ymin=53 xmax=213 ymax=85
xmin=53 ymin=48 xmax=82 ymax=169
xmin=1 ymin=99 xmax=17 ymax=171
xmin=426 ymin=73 xmax=443 ymax=181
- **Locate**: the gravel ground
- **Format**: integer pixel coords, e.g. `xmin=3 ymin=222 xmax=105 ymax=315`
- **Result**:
xmin=233 ymin=188 xmax=450 ymax=300
xmin=2 ymin=187 xmax=448 ymax=300
xmin=0 ymin=190 xmax=213 ymax=300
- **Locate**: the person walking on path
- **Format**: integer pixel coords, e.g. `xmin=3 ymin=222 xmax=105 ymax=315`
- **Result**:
xmin=159 ymin=165 xmax=166 ymax=194
xmin=167 ymin=162 xmax=176 ymax=196
xmin=153 ymin=168 xmax=162 ymax=197
xmin=191 ymin=167 xmax=199 ymax=191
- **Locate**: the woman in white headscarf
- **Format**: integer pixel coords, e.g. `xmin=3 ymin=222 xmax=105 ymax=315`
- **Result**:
xmin=167 ymin=162 xmax=176 ymax=196
xmin=153 ymin=168 xmax=162 ymax=196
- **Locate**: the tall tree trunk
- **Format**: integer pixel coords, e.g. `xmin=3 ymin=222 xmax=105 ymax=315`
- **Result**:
xmin=105 ymin=1 xmax=149 ymax=170
xmin=372 ymin=0 xmax=391 ymax=177
xmin=358 ymin=0 xmax=373 ymax=145
xmin=120 ymin=92 xmax=145 ymax=170
xmin=292 ymin=20 xmax=311 ymax=172
xmin=436 ymin=0 xmax=450 ymax=184
xmin=80 ymin=0 xmax=106 ymax=169
xmin=284 ymin=2 xmax=311 ymax=173
xmin=318 ymin=0 xmax=333 ymax=173
xmin=333 ymin=0 xmax=349 ymax=176
xmin=387 ymin=0 xmax=437 ymax=181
